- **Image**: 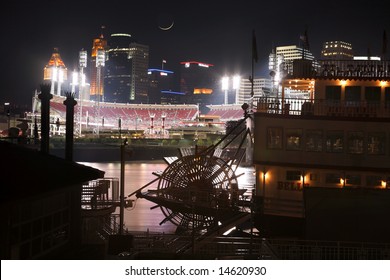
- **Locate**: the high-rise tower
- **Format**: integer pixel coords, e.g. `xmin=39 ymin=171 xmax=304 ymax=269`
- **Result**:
xmin=321 ymin=41 xmax=354 ymax=60
xmin=104 ymin=33 xmax=149 ymax=103
xmin=90 ymin=29 xmax=107 ymax=101
xmin=179 ymin=61 xmax=216 ymax=111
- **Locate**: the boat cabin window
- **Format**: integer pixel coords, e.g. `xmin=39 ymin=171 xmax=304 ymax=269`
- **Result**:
xmin=366 ymin=175 xmax=383 ymax=187
xmin=326 ymin=130 xmax=344 ymax=153
xmin=364 ymin=86 xmax=381 ymax=105
xmin=267 ymin=127 xmax=283 ymax=149
xmin=367 ymin=132 xmax=386 ymax=155
xmin=286 ymin=129 xmax=303 ymax=151
xmin=286 ymin=170 xmax=301 ymax=181
xmin=305 ymin=129 xmax=323 ymax=152
xmin=345 ymin=86 xmax=361 ymax=106
xmin=347 ymin=131 xmax=364 ymax=154
xmin=325 ymin=86 xmax=341 ymax=103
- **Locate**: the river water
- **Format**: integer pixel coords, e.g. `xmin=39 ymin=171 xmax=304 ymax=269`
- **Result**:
xmin=78 ymin=160 xmax=255 ymax=234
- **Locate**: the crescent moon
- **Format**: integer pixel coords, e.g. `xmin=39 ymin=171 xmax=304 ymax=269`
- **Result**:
xmin=159 ymin=21 xmax=174 ymax=31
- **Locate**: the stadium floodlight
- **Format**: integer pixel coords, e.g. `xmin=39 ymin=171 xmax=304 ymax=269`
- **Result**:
xmin=80 ymin=73 xmax=86 ymax=87
xmin=79 ymin=50 xmax=87 ymax=68
xmin=71 ymin=71 xmax=78 ymax=94
xmin=57 ymin=69 xmax=64 ymax=96
xmin=96 ymin=49 xmax=105 ymax=67
xmin=233 ymin=75 xmax=240 ymax=90
xmin=222 ymin=76 xmax=229 ymax=105
xmin=233 ymin=75 xmax=241 ymax=104
xmin=50 ymin=67 xmax=58 ymax=95
xmin=51 ymin=67 xmax=58 ymax=82
xmin=222 ymin=76 xmax=229 ymax=91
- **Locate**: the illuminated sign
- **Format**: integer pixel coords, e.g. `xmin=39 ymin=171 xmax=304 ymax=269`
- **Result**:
xmin=180 ymin=61 xmax=214 ymax=68
xmin=198 ymin=63 xmax=209 ymax=68
xmin=161 ymin=90 xmax=185 ymax=95
xmin=193 ymin=88 xmax=213 ymax=94
xmin=147 ymin=68 xmax=174 ymax=75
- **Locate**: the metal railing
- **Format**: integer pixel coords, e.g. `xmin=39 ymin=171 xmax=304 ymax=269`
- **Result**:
xmin=316 ymin=59 xmax=390 ymax=79
xmin=256 ymin=97 xmax=390 ymax=118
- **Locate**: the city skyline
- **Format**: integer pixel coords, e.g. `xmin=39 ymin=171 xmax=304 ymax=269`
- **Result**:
xmin=1 ymin=0 xmax=389 ymax=106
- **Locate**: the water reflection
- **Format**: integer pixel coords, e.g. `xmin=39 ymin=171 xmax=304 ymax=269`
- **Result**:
xmin=79 ymin=160 xmax=255 ymax=233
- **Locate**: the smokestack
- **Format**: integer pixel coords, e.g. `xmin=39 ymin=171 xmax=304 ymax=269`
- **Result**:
xmin=38 ymin=84 xmax=53 ymax=154
xmin=63 ymin=92 xmax=77 ymax=161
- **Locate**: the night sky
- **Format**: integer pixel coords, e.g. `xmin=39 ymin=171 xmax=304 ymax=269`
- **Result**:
xmin=1 ymin=0 xmax=389 ymax=107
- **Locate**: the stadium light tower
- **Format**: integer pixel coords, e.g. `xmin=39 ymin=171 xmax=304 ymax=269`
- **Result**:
xmin=78 ymin=50 xmax=87 ymax=136
xmin=233 ymin=75 xmax=241 ymax=104
xmin=50 ymin=67 xmax=58 ymax=95
xmin=57 ymin=69 xmax=64 ymax=96
xmin=71 ymin=71 xmax=78 ymax=94
xmin=222 ymin=76 xmax=229 ymax=105
xmin=96 ymin=49 xmax=105 ymax=137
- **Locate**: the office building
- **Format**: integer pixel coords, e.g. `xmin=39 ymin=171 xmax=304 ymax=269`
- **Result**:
xmin=180 ymin=61 xmax=216 ymax=112
xmin=104 ymin=33 xmax=149 ymax=103
xmin=90 ymin=33 xmax=107 ymax=101
xmin=321 ymin=41 xmax=354 ymax=60
xmin=237 ymin=77 xmax=272 ymax=105
xmin=269 ymin=45 xmax=317 ymax=75
xmin=147 ymin=68 xmax=181 ymax=104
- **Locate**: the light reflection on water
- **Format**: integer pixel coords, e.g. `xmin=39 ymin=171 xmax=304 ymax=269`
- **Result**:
xmin=79 ymin=160 xmax=255 ymax=234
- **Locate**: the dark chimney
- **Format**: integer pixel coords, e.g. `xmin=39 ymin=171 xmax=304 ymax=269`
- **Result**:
xmin=38 ymin=84 xmax=52 ymax=154
xmin=63 ymin=92 xmax=77 ymax=161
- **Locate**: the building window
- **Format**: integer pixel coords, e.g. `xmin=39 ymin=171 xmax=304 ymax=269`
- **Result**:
xmin=306 ymin=129 xmax=323 ymax=152
xmin=286 ymin=129 xmax=302 ymax=150
xmin=366 ymin=175 xmax=383 ymax=187
xmin=286 ymin=170 xmax=301 ymax=181
xmin=325 ymin=86 xmax=341 ymax=103
xmin=326 ymin=130 xmax=344 ymax=153
xmin=385 ymin=87 xmax=390 ymax=109
xmin=345 ymin=86 xmax=361 ymax=106
xmin=367 ymin=132 xmax=386 ymax=155
xmin=365 ymin=87 xmax=381 ymax=105
xmin=325 ymin=173 xmax=342 ymax=185
xmin=347 ymin=131 xmax=364 ymax=154
xmin=309 ymin=173 xmax=319 ymax=181
xmin=267 ymin=127 xmax=283 ymax=149
xmin=345 ymin=174 xmax=361 ymax=187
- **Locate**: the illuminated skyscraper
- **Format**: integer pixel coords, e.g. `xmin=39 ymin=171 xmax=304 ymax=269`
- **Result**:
xmin=43 ymin=48 xmax=68 ymax=96
xmin=270 ymin=45 xmax=316 ymax=75
xmin=90 ymin=31 xmax=107 ymax=101
xmin=104 ymin=33 xmax=149 ymax=103
xmin=321 ymin=41 xmax=354 ymax=60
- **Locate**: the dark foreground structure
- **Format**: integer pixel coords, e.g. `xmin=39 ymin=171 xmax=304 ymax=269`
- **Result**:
xmin=0 ymin=141 xmax=104 ymax=259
